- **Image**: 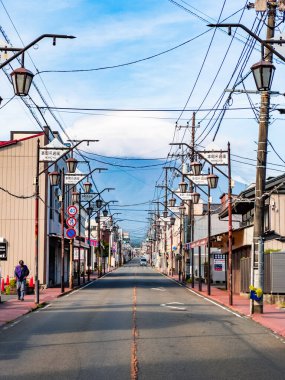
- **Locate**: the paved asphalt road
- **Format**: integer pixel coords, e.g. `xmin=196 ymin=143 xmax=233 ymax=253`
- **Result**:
xmin=1 ymin=259 xmax=285 ymax=380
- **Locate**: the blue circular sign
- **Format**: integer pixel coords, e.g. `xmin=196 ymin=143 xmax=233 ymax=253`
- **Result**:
xmin=66 ymin=228 xmax=76 ymax=239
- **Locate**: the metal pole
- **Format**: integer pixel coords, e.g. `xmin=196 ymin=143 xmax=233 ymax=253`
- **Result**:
xmin=69 ymin=239 xmax=73 ymax=289
xmin=179 ymin=217 xmax=182 ymax=281
xmin=60 ymin=168 xmax=65 ymax=293
xmin=108 ymin=228 xmax=112 ymax=270
xmin=87 ymin=202 xmax=91 ymax=282
xmin=34 ymin=139 xmax=40 ymax=304
xmin=77 ymin=190 xmax=81 ymax=287
xmin=171 ymin=225 xmax=173 ymax=276
xmin=98 ymin=213 xmax=102 ymax=276
xmin=207 ymin=184 xmax=211 ymax=295
xmin=191 ymin=112 xmax=196 ymax=289
xmin=228 ymin=142 xmax=233 ymax=305
xmin=198 ymin=245 xmax=202 ymax=291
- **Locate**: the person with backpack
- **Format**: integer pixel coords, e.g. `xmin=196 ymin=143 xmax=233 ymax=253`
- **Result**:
xmin=14 ymin=260 xmax=30 ymax=301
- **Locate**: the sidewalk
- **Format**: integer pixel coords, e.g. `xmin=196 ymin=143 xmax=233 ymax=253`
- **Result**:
xmin=0 ymin=270 xmax=110 ymax=327
xmin=162 ymin=270 xmax=285 ymax=338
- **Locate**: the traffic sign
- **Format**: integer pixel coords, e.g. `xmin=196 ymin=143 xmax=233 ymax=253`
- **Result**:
xmin=67 ymin=205 xmax=78 ymax=216
xmin=66 ymin=228 xmax=76 ymax=239
xmin=66 ymin=217 xmax=77 ymax=228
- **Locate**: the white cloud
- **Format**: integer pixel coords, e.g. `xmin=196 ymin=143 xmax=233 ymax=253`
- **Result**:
xmin=66 ymin=112 xmax=174 ymax=158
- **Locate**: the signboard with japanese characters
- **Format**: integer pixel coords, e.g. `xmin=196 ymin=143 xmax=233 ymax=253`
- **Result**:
xmin=64 ymin=174 xmax=86 ymax=185
xmin=81 ymin=193 xmax=96 ymax=202
xmin=39 ymin=148 xmax=69 ymax=162
xmin=0 ymin=242 xmax=7 ymax=260
xmin=199 ymin=151 xmax=228 ymax=165
xmin=175 ymin=192 xmax=194 ymax=200
xmin=187 ymin=175 xmax=208 ymax=186
xmin=39 ymin=137 xmax=69 ymax=162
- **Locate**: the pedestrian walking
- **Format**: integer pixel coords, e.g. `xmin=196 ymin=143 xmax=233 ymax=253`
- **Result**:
xmin=14 ymin=260 xmax=29 ymax=301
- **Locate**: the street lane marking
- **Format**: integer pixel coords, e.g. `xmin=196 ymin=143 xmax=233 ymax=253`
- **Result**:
xmin=131 ymin=286 xmax=138 ymax=380
xmin=158 ymin=271 xmax=243 ymax=319
xmin=151 ymin=287 xmax=166 ymax=291
xmin=161 ymin=302 xmax=187 ymax=311
xmin=167 ymin=302 xmax=184 ymax=305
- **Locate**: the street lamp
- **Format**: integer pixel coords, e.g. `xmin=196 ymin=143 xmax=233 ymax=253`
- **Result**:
xmin=179 ymin=181 xmax=188 ymax=193
xmin=191 ymin=161 xmax=202 ymax=175
xmin=0 ymin=34 xmax=75 ymax=96
xmin=251 ymin=61 xmax=275 ymax=91
xmin=83 ymin=180 xmax=92 ymax=194
xmin=207 ymin=174 xmax=219 ymax=189
xmin=11 ymin=67 xmax=34 ymax=96
xmin=169 ymin=198 xmax=176 ymax=207
xmin=96 ymin=198 xmax=103 ymax=209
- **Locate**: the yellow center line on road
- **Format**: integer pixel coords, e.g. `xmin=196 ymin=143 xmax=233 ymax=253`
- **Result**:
xmin=131 ymin=266 xmax=138 ymax=380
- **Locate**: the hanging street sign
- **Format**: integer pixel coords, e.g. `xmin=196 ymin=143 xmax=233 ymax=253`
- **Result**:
xmin=66 ymin=228 xmax=76 ymax=239
xmin=66 ymin=217 xmax=77 ymax=228
xmin=175 ymin=192 xmax=194 ymax=200
xmin=39 ymin=148 xmax=69 ymax=162
xmin=199 ymin=150 xmax=228 ymax=165
xmin=67 ymin=205 xmax=78 ymax=216
xmin=39 ymin=137 xmax=69 ymax=162
xmin=64 ymin=174 xmax=86 ymax=185
xmin=188 ymin=175 xmax=208 ymax=186
xmin=81 ymin=193 xmax=97 ymax=202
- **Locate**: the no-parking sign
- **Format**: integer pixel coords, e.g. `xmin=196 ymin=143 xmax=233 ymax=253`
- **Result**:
xmin=66 ymin=228 xmax=76 ymax=239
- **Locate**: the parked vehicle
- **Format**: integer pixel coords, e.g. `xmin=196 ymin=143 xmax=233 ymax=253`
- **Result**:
xmin=140 ymin=258 xmax=147 ymax=266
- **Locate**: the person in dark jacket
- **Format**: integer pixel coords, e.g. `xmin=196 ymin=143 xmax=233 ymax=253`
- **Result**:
xmin=14 ymin=260 xmax=29 ymax=301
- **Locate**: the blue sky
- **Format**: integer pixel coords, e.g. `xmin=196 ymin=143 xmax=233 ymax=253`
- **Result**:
xmin=1 ymin=1 xmax=285 ymax=243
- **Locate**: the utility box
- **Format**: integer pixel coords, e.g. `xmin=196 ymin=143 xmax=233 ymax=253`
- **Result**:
xmin=264 ymin=251 xmax=285 ymax=293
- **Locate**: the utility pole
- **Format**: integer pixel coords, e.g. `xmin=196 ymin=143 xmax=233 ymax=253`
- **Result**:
xmin=164 ymin=168 xmax=168 ymax=273
xmin=190 ymin=112 xmax=196 ymax=288
xmin=252 ymin=1 xmax=276 ymax=314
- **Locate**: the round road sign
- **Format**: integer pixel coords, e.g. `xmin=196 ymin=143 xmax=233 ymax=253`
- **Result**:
xmin=66 ymin=217 xmax=77 ymax=228
xmin=67 ymin=205 xmax=78 ymax=216
xmin=66 ymin=228 xmax=76 ymax=239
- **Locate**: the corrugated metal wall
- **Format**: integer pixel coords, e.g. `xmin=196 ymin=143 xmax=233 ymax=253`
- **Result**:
xmin=0 ymin=133 xmax=46 ymax=282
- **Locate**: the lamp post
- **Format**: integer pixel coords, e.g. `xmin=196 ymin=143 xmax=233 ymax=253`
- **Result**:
xmin=0 ymin=34 xmax=75 ymax=96
xmin=91 ymin=200 xmax=118 ymax=276
xmin=169 ymin=143 xmax=233 ymax=302
xmin=35 ymin=139 xmax=87 ymax=304
xmin=207 ymin=172 xmax=219 ymax=295
xmin=71 ymin=184 xmax=112 ymax=284
xmin=49 ymin=157 xmax=79 ymax=294
xmin=86 ymin=202 xmax=94 ymax=282
xmin=162 ymin=166 xmax=204 ymax=283
xmin=208 ymin=16 xmax=278 ymax=312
